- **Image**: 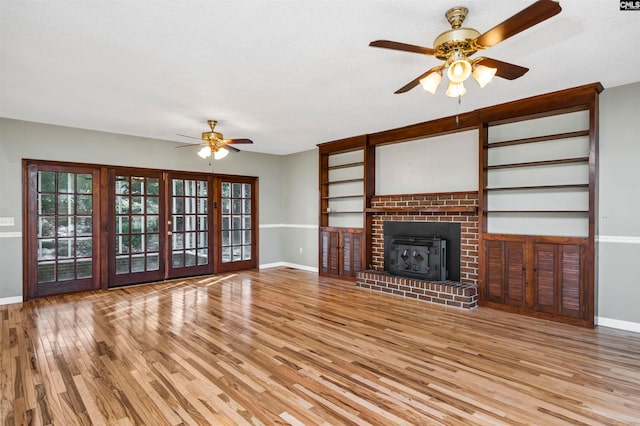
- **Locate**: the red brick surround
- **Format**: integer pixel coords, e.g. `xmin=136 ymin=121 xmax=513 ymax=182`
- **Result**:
xmin=369 ymin=191 xmax=479 ymax=285
xmin=356 ymin=191 xmax=479 ymax=309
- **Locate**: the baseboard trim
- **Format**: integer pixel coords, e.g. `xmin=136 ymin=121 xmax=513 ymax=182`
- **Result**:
xmin=259 ymin=261 xmax=318 ymax=273
xmin=0 ymin=296 xmax=23 ymax=306
xmin=596 ymin=316 xmax=640 ymax=333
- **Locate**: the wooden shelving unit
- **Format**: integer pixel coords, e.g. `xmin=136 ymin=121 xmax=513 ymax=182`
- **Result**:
xmin=316 ymin=83 xmax=602 ymax=327
xmin=486 ymin=184 xmax=589 ymax=191
xmin=486 ymin=157 xmax=589 ymax=170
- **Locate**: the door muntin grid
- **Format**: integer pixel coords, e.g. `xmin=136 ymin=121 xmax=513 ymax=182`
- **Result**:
xmin=171 ymin=178 xmax=209 ymax=268
xmin=36 ymin=171 xmax=96 ymax=283
xmin=221 ymin=182 xmax=252 ymax=263
xmin=114 ymin=175 xmax=161 ymax=274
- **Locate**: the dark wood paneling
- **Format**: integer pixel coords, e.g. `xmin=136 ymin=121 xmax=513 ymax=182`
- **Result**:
xmin=486 ymin=240 xmax=505 ymax=304
xmin=319 ymin=227 xmax=364 ymax=279
xmin=534 ymin=243 xmax=557 ymax=314
xmin=368 ymin=112 xmax=478 ymax=146
xmin=328 ymin=231 xmax=340 ymax=276
xmin=560 ymin=244 xmax=582 ymax=318
xmin=506 ymin=242 xmax=526 ymax=307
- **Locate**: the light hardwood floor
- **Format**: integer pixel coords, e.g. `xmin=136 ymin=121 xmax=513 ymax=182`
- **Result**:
xmin=2 ymin=268 xmax=640 ymax=425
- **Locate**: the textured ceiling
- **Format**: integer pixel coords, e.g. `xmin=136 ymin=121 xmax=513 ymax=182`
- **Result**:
xmin=1 ymin=1 xmax=639 ymax=155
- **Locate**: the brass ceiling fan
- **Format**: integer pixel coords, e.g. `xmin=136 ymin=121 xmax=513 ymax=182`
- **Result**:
xmin=178 ymin=120 xmax=253 ymax=160
xmin=369 ymin=0 xmax=562 ymax=97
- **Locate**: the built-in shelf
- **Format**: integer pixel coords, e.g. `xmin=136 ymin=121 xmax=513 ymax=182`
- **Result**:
xmin=487 ymin=130 xmax=590 ymax=148
xmin=486 ymin=184 xmax=589 ymax=191
xmin=321 ymin=178 xmax=364 ymax=185
xmin=327 ymin=161 xmax=364 ymax=170
xmin=486 ymin=157 xmax=589 ymax=170
xmin=322 ymin=194 xmax=363 ymax=200
xmin=366 ymin=206 xmax=477 ymax=214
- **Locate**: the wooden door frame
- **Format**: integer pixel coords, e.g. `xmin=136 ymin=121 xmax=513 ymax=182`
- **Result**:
xmin=23 ymin=160 xmax=102 ymax=299
xmin=214 ymin=175 xmax=259 ymax=273
xmin=165 ymin=171 xmax=215 ymax=279
xmin=106 ymin=168 xmax=166 ymax=288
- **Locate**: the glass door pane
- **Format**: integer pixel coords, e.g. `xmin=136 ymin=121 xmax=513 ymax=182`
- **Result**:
xmin=28 ymin=165 xmax=100 ymax=298
xmin=167 ymin=174 xmax=212 ymax=278
xmin=217 ymin=177 xmax=257 ymax=272
xmin=110 ymin=171 xmax=165 ymax=287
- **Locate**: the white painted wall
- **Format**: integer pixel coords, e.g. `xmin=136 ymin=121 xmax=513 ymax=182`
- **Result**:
xmin=375 ymin=130 xmax=478 ymax=195
xmin=597 ymin=81 xmax=640 ymax=329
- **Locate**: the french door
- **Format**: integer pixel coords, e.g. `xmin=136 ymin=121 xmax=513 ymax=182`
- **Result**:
xmin=216 ymin=176 xmax=257 ymax=272
xmin=167 ymin=173 xmax=213 ymax=279
xmin=109 ymin=170 xmax=166 ymax=287
xmin=25 ymin=164 xmax=101 ymax=297
xmin=25 ymin=161 xmax=256 ymax=299
xmin=109 ymin=171 xmax=215 ymax=286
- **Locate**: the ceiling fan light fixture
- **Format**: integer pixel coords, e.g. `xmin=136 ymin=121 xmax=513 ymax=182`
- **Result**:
xmin=214 ymin=147 xmax=229 ymax=160
xmin=446 ymin=58 xmax=472 ymax=83
xmin=472 ymin=64 xmax=497 ymax=88
xmin=445 ymin=81 xmax=467 ymax=98
xmin=197 ymin=146 xmax=212 ymax=158
xmin=419 ymin=70 xmax=443 ymax=94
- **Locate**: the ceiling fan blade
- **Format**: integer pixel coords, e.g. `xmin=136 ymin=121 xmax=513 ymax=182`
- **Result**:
xmin=226 ymin=145 xmax=241 ymax=153
xmin=176 ymin=133 xmax=202 ymax=141
xmin=475 ymin=57 xmax=529 ymax=80
xmin=174 ymin=143 xmax=203 ymax=149
xmin=473 ymin=0 xmax=561 ymax=49
xmin=224 ymin=138 xmax=253 ymax=145
xmin=369 ymin=40 xmax=436 ymax=56
xmin=395 ymin=66 xmax=444 ymax=94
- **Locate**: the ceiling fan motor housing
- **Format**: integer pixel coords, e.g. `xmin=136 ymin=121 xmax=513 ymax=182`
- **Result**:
xmin=202 ymin=131 xmax=224 ymax=141
xmin=433 ymin=7 xmax=481 ymax=61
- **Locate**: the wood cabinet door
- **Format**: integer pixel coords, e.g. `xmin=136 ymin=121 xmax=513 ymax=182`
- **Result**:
xmin=505 ymin=241 xmax=526 ymax=307
xmin=485 ymin=239 xmax=526 ymax=307
xmin=485 ymin=240 xmax=505 ymax=304
xmin=341 ymin=229 xmax=364 ymax=278
xmin=320 ymin=228 xmax=340 ymax=275
xmin=532 ymin=242 xmax=585 ymax=318
xmin=319 ymin=227 xmax=364 ymax=278
xmin=558 ymin=244 xmax=585 ymax=319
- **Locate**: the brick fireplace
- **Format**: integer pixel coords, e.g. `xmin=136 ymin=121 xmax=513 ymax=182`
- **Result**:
xmin=356 ymin=191 xmax=479 ymax=309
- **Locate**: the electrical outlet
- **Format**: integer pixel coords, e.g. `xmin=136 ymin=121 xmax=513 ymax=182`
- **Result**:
xmin=299 ymin=247 xmax=303 ymax=254
xmin=0 ymin=217 xmax=15 ymax=227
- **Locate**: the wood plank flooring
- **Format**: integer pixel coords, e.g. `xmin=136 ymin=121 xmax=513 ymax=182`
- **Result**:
xmin=2 ymin=267 xmax=640 ymax=425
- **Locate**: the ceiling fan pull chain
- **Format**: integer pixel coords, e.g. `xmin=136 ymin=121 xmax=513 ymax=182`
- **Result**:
xmin=456 ymin=95 xmax=461 ymax=127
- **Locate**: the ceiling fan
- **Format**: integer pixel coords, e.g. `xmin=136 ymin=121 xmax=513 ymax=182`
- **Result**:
xmin=369 ymin=0 xmax=562 ymax=97
xmin=178 ymin=120 xmax=253 ymax=160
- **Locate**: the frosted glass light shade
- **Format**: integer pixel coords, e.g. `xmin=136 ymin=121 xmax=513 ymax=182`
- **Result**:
xmin=419 ymin=71 xmax=443 ymax=94
xmin=214 ymin=147 xmax=229 ymax=160
xmin=197 ymin=146 xmax=212 ymax=158
xmin=472 ymin=65 xmax=497 ymax=88
xmin=445 ymin=81 xmax=467 ymax=98
xmin=447 ymin=59 xmax=472 ymax=83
